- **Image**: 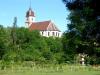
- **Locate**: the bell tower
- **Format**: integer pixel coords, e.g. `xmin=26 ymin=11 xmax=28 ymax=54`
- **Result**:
xmin=25 ymin=1 xmax=35 ymax=27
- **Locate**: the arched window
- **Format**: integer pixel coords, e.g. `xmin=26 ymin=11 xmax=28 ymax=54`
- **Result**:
xmin=58 ymin=33 xmax=59 ymax=37
xmin=48 ymin=32 xmax=50 ymax=36
xmin=56 ymin=32 xmax=57 ymax=36
xmin=41 ymin=31 xmax=43 ymax=35
xmin=27 ymin=18 xmax=28 ymax=21
xmin=52 ymin=32 xmax=55 ymax=36
xmin=32 ymin=18 xmax=33 ymax=21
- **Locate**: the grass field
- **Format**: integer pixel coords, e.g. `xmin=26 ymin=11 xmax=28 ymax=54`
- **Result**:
xmin=0 ymin=70 xmax=100 ymax=75
xmin=0 ymin=64 xmax=100 ymax=75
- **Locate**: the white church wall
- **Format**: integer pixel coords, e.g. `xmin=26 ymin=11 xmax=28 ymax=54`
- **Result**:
xmin=40 ymin=31 xmax=62 ymax=37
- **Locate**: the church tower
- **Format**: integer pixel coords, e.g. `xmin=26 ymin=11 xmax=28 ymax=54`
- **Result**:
xmin=25 ymin=7 xmax=35 ymax=27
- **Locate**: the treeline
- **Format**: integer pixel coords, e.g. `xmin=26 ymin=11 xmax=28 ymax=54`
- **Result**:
xmin=0 ymin=24 xmax=100 ymax=65
xmin=0 ymin=25 xmax=64 ymax=64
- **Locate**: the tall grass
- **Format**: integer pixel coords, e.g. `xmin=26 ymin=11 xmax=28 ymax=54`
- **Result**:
xmin=0 ymin=61 xmax=100 ymax=73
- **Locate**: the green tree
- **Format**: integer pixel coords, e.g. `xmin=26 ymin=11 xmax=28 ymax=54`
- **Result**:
xmin=45 ymin=37 xmax=64 ymax=63
xmin=0 ymin=25 xmax=11 ymax=60
xmin=63 ymin=0 xmax=100 ymax=64
xmin=0 ymin=25 xmax=64 ymax=64
xmin=0 ymin=25 xmax=7 ymax=59
xmin=11 ymin=17 xmax=17 ymax=48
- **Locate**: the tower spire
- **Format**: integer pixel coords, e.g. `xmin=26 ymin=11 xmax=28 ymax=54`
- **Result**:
xmin=25 ymin=0 xmax=35 ymax=28
xmin=30 ymin=0 xmax=31 ymax=9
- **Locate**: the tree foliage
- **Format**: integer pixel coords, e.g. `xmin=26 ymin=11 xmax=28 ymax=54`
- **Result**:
xmin=0 ymin=25 xmax=63 ymax=64
xmin=62 ymin=0 xmax=100 ymax=64
xmin=0 ymin=25 xmax=8 ymax=59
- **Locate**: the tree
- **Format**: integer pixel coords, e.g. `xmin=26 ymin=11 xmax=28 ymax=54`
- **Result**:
xmin=62 ymin=0 xmax=100 ymax=64
xmin=10 ymin=17 xmax=17 ymax=50
xmin=44 ymin=37 xmax=64 ymax=63
xmin=0 ymin=24 xmax=63 ymax=64
xmin=0 ymin=25 xmax=7 ymax=59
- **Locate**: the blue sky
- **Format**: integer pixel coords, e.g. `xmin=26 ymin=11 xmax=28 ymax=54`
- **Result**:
xmin=0 ymin=0 xmax=69 ymax=32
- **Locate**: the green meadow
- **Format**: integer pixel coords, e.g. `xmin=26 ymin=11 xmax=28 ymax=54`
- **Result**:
xmin=0 ymin=71 xmax=99 ymax=75
xmin=0 ymin=64 xmax=100 ymax=75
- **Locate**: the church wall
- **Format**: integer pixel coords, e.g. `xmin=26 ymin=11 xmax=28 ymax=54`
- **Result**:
xmin=40 ymin=31 xmax=62 ymax=37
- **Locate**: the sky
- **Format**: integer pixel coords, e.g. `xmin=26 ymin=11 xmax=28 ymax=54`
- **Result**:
xmin=0 ymin=0 xmax=69 ymax=32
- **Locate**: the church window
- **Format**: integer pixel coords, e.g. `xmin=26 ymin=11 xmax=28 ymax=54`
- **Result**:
xmin=52 ymin=32 xmax=55 ymax=36
xmin=58 ymin=33 xmax=59 ymax=37
xmin=48 ymin=32 xmax=50 ymax=36
xmin=27 ymin=18 xmax=28 ymax=21
xmin=41 ymin=31 xmax=43 ymax=35
xmin=56 ymin=32 xmax=57 ymax=36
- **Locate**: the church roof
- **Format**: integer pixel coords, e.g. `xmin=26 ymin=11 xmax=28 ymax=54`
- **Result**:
xmin=26 ymin=8 xmax=35 ymax=17
xmin=29 ymin=20 xmax=60 ymax=31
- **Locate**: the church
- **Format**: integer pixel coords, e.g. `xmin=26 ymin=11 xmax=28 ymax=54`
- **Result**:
xmin=25 ymin=7 xmax=61 ymax=37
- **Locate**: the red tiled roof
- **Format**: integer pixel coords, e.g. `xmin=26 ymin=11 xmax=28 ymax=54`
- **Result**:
xmin=29 ymin=21 xmax=50 ymax=31
xmin=29 ymin=20 xmax=60 ymax=31
xmin=26 ymin=8 xmax=35 ymax=17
